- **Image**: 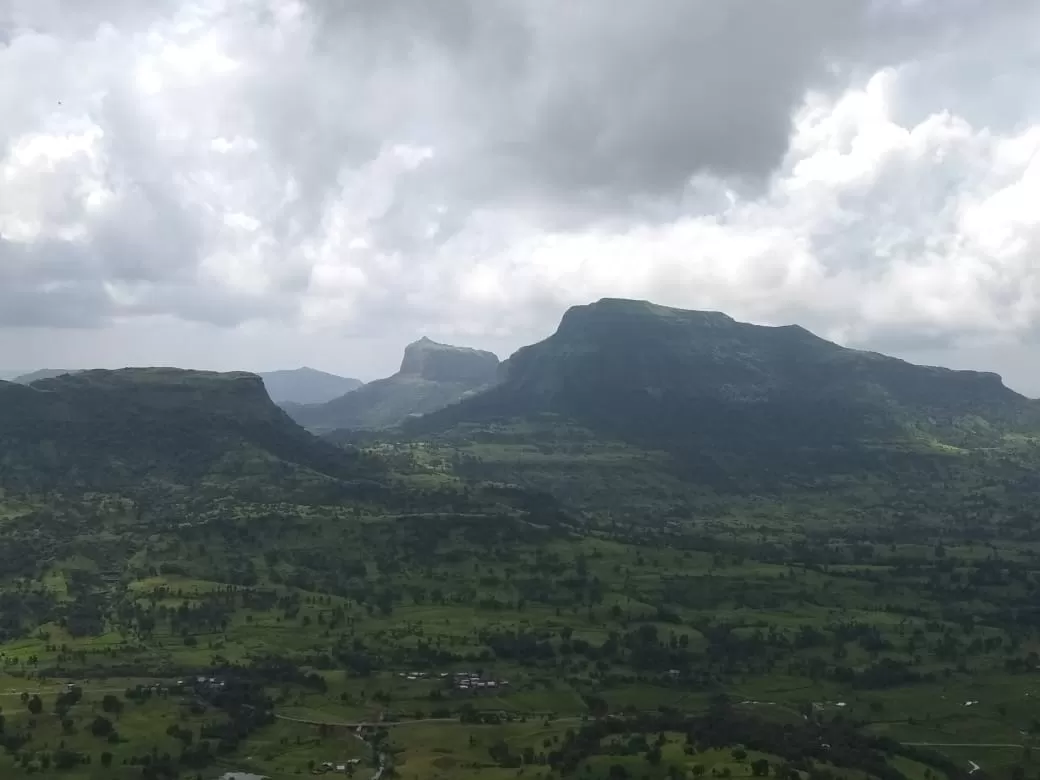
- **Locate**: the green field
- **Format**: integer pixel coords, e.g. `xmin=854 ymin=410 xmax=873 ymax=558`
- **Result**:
xmin=3 ymin=424 xmax=1040 ymax=780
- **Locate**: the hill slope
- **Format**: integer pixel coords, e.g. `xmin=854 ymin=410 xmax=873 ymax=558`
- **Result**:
xmin=416 ymin=298 xmax=1038 ymax=459
xmin=11 ymin=368 xmax=81 ymax=384
xmin=287 ymin=337 xmax=499 ymax=431
xmin=259 ymin=367 xmax=363 ymax=405
xmin=0 ymin=368 xmax=375 ymax=493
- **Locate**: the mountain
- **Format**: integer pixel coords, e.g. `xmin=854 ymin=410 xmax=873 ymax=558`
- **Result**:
xmin=11 ymin=368 xmax=81 ymax=383
xmin=415 ymin=298 xmax=1038 ymax=462
xmin=259 ymin=367 xmax=363 ymax=405
xmin=11 ymin=367 xmax=364 ymax=404
xmin=287 ymin=337 xmax=500 ymax=431
xmin=0 ymin=368 xmax=377 ymax=493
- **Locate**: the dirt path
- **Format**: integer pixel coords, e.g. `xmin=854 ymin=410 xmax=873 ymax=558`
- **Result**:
xmin=274 ymin=713 xmax=584 ymax=728
xmin=274 ymin=714 xmax=459 ymax=728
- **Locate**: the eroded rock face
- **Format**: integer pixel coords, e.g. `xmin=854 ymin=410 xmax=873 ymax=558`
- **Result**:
xmin=398 ymin=337 xmax=500 ymax=384
xmin=284 ymin=338 xmax=501 ymax=431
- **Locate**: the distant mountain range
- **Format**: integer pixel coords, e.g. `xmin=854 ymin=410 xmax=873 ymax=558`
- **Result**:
xmin=9 ymin=368 xmax=80 ymax=384
xmin=285 ymin=337 xmax=500 ymax=432
xmin=257 ymin=367 xmax=363 ymax=405
xmin=3 ymin=299 xmax=1036 ymax=491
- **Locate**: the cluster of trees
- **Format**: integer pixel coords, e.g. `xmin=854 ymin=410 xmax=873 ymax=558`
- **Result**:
xmin=534 ymin=702 xmax=972 ymax=780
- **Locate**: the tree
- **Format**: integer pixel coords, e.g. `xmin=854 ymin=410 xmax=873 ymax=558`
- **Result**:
xmin=54 ymin=749 xmax=82 ymax=770
xmin=90 ymin=715 xmax=114 ymax=738
xmin=100 ymin=751 xmax=113 ymax=768
xmin=27 ymin=695 xmax=42 ymax=715
xmin=101 ymin=694 xmax=124 ymax=715
xmin=751 ymin=759 xmax=771 ymax=777
xmin=586 ymin=695 xmax=609 ymax=718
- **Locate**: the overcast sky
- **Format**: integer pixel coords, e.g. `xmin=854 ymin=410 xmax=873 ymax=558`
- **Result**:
xmin=2 ymin=1 xmax=1039 ymax=391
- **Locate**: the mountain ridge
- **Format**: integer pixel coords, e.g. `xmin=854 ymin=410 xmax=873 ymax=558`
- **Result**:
xmin=0 ymin=367 xmax=377 ymax=494
xmin=259 ymin=367 xmax=363 ymax=405
xmin=10 ymin=368 xmax=81 ymax=384
xmin=287 ymin=337 xmax=500 ymax=431
xmin=412 ymin=298 xmax=1038 ymax=459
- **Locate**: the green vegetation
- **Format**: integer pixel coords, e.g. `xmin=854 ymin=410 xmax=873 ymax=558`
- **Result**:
xmin=416 ymin=298 xmax=1040 ymax=465
xmin=3 ymin=302 xmax=1040 ymax=779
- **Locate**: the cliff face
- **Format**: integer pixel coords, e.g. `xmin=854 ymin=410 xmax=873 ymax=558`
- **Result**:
xmin=397 ymin=337 xmax=500 ymax=384
xmin=286 ymin=339 xmax=501 ymax=432
xmin=0 ymin=368 xmax=365 ymax=490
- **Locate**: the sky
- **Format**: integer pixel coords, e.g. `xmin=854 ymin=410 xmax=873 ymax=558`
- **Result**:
xmin=1 ymin=1 xmax=1039 ymax=391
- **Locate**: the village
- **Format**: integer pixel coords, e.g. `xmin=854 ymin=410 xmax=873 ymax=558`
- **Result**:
xmin=396 ymin=669 xmax=511 ymax=693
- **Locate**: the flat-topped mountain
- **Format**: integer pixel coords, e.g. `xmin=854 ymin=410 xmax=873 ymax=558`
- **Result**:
xmin=287 ymin=338 xmax=500 ymax=432
xmin=259 ymin=367 xmax=363 ymax=405
xmin=0 ymin=368 xmax=372 ymax=492
xmin=398 ymin=337 xmax=500 ymax=383
xmin=10 ymin=367 xmax=363 ymax=405
xmin=416 ymin=298 xmax=1037 ymax=455
xmin=11 ymin=368 xmax=80 ymax=384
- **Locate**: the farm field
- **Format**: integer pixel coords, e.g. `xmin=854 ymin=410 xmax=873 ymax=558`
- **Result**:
xmin=3 ymin=428 xmax=1040 ymax=780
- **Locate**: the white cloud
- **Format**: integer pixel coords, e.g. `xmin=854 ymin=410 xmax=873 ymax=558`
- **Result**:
xmin=1 ymin=0 xmax=1039 ymax=389
xmin=413 ymin=65 xmax=1040 ymax=356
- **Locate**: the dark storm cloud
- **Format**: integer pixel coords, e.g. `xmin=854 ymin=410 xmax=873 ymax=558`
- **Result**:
xmin=0 ymin=239 xmax=110 ymax=328
xmin=275 ymin=0 xmax=877 ymax=213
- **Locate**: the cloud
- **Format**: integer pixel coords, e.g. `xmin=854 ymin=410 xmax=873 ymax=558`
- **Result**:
xmin=436 ymin=67 xmax=1040 ymax=354
xmin=0 ymin=0 xmax=1039 ymax=383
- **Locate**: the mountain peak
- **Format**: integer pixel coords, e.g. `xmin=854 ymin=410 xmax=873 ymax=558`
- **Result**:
xmin=418 ymin=299 xmax=1033 ymax=459
xmin=557 ymin=298 xmax=738 ymax=340
xmin=286 ymin=339 xmax=501 ymax=431
xmin=398 ymin=337 xmax=499 ymax=383
xmin=590 ymin=297 xmax=730 ymax=316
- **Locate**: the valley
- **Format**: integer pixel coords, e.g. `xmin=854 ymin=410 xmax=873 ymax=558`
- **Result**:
xmin=1 ymin=301 xmax=1040 ymax=780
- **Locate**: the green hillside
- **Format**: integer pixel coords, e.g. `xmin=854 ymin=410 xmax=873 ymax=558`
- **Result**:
xmin=288 ymin=337 xmax=500 ymax=432
xmin=1 ymin=307 xmax=1039 ymax=780
xmin=0 ymin=368 xmax=375 ymax=495
xmin=417 ymin=300 xmax=1040 ymax=477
